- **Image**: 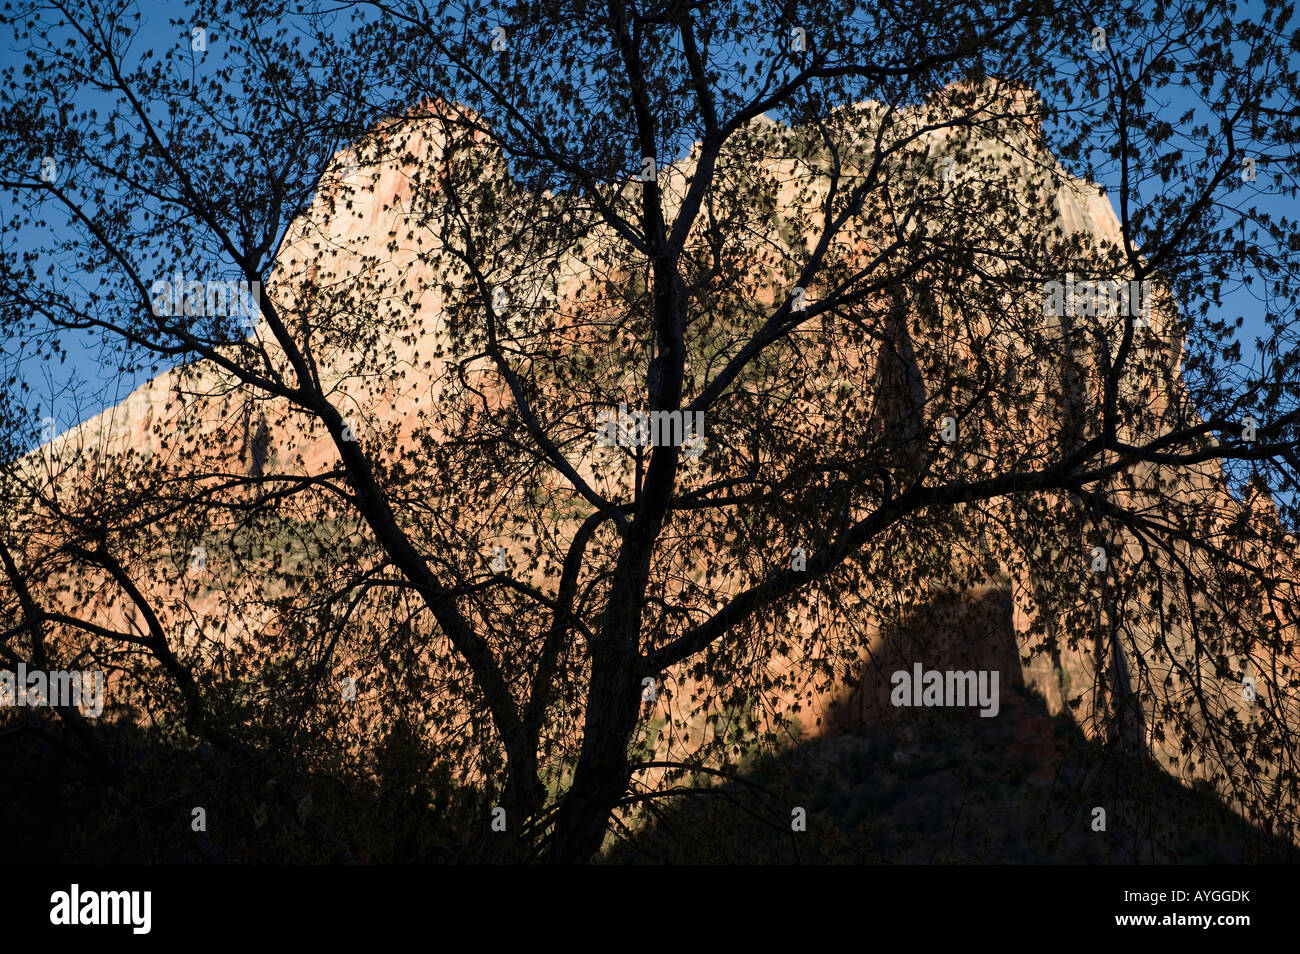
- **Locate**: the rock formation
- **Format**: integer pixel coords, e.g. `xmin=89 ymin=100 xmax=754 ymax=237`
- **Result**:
xmin=8 ymin=79 xmax=1298 ymax=845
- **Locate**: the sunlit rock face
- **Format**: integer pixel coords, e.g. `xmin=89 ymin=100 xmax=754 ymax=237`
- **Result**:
xmin=19 ymin=80 xmax=1297 ymax=841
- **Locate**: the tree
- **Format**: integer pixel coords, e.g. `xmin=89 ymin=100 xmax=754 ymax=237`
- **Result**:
xmin=1 ymin=0 xmax=1299 ymax=863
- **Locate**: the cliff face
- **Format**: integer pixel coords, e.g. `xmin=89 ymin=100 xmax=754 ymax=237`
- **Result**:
xmin=17 ymin=80 xmax=1299 ymax=839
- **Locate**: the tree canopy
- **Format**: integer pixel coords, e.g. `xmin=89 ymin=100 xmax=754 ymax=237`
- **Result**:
xmin=2 ymin=0 xmax=1299 ymax=862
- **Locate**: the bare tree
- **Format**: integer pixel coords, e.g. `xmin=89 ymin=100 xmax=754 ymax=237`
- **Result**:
xmin=1 ymin=0 xmax=1298 ymax=862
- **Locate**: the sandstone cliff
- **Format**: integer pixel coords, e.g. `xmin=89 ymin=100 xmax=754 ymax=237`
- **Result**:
xmin=10 ymin=79 xmax=1298 ymax=844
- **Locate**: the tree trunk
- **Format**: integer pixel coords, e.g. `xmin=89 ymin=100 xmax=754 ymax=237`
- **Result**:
xmin=545 ymin=547 xmax=652 ymax=863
